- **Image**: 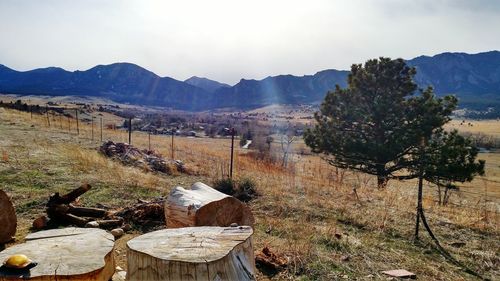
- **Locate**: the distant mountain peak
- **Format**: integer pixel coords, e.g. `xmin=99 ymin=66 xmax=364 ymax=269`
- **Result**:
xmin=184 ymin=76 xmax=230 ymax=93
xmin=30 ymin=66 xmax=67 ymax=73
xmin=88 ymin=62 xmax=154 ymax=72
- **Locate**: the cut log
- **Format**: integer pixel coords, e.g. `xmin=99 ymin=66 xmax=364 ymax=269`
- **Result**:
xmin=68 ymin=205 xmax=109 ymax=218
xmin=126 ymin=226 xmax=256 ymax=281
xmin=48 ymin=183 xmax=92 ymax=206
xmin=0 ymin=190 xmax=16 ymax=244
xmin=165 ymin=182 xmax=254 ymax=228
xmin=32 ymin=216 xmax=48 ymax=230
xmin=95 ymin=219 xmax=124 ymax=229
xmin=64 ymin=213 xmax=91 ymax=227
xmin=0 ymin=227 xmax=115 ymax=281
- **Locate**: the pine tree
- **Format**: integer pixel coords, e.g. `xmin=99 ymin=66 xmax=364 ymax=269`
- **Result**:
xmin=421 ymin=130 xmax=485 ymax=204
xmin=304 ymin=57 xmax=482 ymax=188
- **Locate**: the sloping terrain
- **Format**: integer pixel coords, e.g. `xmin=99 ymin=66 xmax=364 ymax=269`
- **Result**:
xmin=0 ymin=108 xmax=498 ymax=280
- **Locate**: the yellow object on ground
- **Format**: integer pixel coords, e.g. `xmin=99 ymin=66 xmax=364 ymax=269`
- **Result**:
xmin=3 ymin=254 xmax=32 ymax=269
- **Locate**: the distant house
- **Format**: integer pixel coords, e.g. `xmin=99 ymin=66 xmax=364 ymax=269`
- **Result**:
xmin=157 ymin=128 xmax=169 ymax=134
xmin=141 ymin=123 xmax=156 ymax=132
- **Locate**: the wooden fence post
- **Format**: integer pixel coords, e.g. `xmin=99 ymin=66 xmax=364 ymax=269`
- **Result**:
xmin=230 ymin=128 xmax=235 ymax=179
xmin=46 ymin=106 xmax=50 ymax=127
xmin=75 ymin=109 xmax=79 ymax=135
xmin=100 ymin=117 xmax=103 ymax=142
xmin=148 ymin=130 xmax=151 ymax=151
xmin=171 ymin=129 xmax=175 ymax=160
xmin=128 ymin=117 xmax=132 ymax=144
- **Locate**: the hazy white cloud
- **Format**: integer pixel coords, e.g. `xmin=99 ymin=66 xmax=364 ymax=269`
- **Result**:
xmin=0 ymin=0 xmax=499 ymax=84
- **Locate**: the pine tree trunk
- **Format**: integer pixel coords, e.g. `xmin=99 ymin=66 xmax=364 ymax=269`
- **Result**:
xmin=437 ymin=184 xmax=443 ymax=205
xmin=443 ymin=185 xmax=451 ymax=205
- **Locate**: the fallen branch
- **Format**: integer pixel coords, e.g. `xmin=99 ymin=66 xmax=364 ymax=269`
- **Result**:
xmin=45 ymin=184 xmax=106 ymax=227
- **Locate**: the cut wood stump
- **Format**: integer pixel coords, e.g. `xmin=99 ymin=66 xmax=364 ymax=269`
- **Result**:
xmin=165 ymin=182 xmax=254 ymax=228
xmin=0 ymin=227 xmax=115 ymax=281
xmin=0 ymin=190 xmax=16 ymax=244
xmin=126 ymin=226 xmax=256 ymax=281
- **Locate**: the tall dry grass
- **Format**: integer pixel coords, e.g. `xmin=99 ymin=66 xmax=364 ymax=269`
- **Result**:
xmin=2 ymin=107 xmax=499 ymax=280
xmin=7 ymin=107 xmax=499 ymax=231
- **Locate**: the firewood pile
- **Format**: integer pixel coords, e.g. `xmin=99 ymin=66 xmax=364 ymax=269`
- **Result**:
xmin=99 ymin=140 xmax=186 ymax=174
xmin=34 ymin=184 xmax=166 ymax=233
xmin=114 ymin=197 xmax=165 ymax=231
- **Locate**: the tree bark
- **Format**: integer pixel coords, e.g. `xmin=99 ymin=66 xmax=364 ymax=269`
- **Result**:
xmin=165 ymin=182 xmax=254 ymax=228
xmin=126 ymin=226 xmax=256 ymax=281
xmin=0 ymin=190 xmax=16 ymax=244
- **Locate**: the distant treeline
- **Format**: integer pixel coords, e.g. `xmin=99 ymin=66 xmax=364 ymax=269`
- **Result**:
xmin=0 ymin=100 xmax=65 ymax=115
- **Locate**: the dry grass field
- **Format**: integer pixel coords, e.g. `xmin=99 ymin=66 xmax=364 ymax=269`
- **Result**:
xmin=446 ymin=119 xmax=500 ymax=137
xmin=0 ymin=108 xmax=498 ymax=280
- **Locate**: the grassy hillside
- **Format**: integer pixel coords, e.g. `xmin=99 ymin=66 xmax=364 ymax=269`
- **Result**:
xmin=0 ymin=108 xmax=498 ymax=280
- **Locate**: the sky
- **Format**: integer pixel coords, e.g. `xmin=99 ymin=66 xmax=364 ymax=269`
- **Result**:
xmin=1 ymin=0 xmax=499 ymax=85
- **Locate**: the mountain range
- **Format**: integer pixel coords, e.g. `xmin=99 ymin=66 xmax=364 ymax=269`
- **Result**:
xmin=0 ymin=51 xmax=499 ymax=110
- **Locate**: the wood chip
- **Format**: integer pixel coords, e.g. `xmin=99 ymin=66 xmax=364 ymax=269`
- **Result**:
xmin=382 ymin=269 xmax=416 ymax=279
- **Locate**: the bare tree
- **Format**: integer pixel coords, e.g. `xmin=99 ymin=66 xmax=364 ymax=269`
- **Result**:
xmin=279 ymin=127 xmax=296 ymax=168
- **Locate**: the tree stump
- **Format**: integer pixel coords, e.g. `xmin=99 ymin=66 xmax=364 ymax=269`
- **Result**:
xmin=126 ymin=226 xmax=256 ymax=281
xmin=0 ymin=190 xmax=16 ymax=244
xmin=165 ymin=182 xmax=254 ymax=228
xmin=0 ymin=228 xmax=115 ymax=281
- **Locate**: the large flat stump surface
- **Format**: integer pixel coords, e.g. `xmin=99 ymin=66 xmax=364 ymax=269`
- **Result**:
xmin=127 ymin=226 xmax=256 ymax=281
xmin=0 ymin=227 xmax=115 ymax=281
